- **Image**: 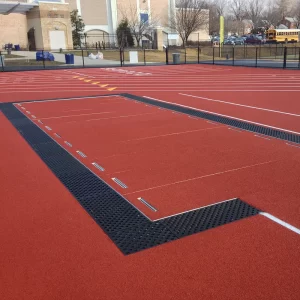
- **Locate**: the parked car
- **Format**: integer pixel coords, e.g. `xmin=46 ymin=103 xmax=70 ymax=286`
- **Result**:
xmin=245 ymin=36 xmax=262 ymax=44
xmin=233 ymin=38 xmax=244 ymax=45
xmin=224 ymin=39 xmax=235 ymax=45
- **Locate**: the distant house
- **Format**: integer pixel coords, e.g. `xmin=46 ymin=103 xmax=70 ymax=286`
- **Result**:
xmin=242 ymin=20 xmax=254 ymax=34
xmin=280 ymin=17 xmax=298 ymax=29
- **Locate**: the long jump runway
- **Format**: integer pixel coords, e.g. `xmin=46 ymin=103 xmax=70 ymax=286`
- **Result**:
xmin=1 ymin=65 xmax=300 ymax=300
xmin=14 ymin=94 xmax=300 ymax=227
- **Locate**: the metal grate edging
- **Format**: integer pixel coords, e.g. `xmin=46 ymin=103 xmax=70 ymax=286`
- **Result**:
xmin=121 ymin=93 xmax=300 ymax=144
xmin=0 ymin=103 xmax=260 ymax=255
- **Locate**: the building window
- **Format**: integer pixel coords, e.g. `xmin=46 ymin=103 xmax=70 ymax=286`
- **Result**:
xmin=140 ymin=13 xmax=149 ymax=24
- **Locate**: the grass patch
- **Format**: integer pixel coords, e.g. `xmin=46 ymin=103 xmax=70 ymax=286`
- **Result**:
xmin=4 ymin=59 xmax=64 ymax=66
xmin=1 ymin=53 xmax=25 ymax=58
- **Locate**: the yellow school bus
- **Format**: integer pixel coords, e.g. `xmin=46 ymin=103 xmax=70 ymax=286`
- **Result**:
xmin=266 ymin=29 xmax=300 ymax=43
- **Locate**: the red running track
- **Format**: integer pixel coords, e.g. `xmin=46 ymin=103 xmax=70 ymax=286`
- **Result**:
xmin=17 ymin=96 xmax=300 ymax=228
xmin=1 ymin=111 xmax=300 ymax=300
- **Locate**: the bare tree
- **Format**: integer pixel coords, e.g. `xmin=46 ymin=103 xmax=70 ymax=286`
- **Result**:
xmin=246 ymin=0 xmax=264 ymax=28
xmin=276 ymin=0 xmax=291 ymax=18
xmin=213 ymin=0 xmax=228 ymax=16
xmin=169 ymin=0 xmax=209 ymax=46
xmin=208 ymin=0 xmax=228 ymax=34
xmin=119 ymin=2 xmax=159 ymax=47
xmin=292 ymin=0 xmax=300 ymax=28
xmin=231 ymin=0 xmax=246 ymax=21
xmin=263 ymin=0 xmax=282 ymax=28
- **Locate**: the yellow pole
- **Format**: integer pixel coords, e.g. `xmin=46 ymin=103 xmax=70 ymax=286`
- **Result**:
xmin=219 ymin=16 xmax=224 ymax=58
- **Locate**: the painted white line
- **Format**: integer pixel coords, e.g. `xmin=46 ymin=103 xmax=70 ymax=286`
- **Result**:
xmin=228 ymin=127 xmax=243 ymax=132
xmin=120 ymin=126 xmax=223 ymax=143
xmin=40 ymin=111 xmax=114 ymax=120
xmin=38 ymin=120 xmax=43 ymax=124
xmin=21 ymin=94 xmax=118 ymax=104
xmin=125 ymin=160 xmax=276 ymax=195
xmin=45 ymin=126 xmax=52 ymax=131
xmin=112 ymin=177 xmax=128 ymax=189
xmin=76 ymin=150 xmax=87 ymax=158
xmin=31 ymin=115 xmax=36 ymax=119
xmin=179 ymin=93 xmax=300 ymax=118
xmin=92 ymin=162 xmax=105 ymax=171
xmin=152 ymin=198 xmax=237 ymax=221
xmin=254 ymin=134 xmax=270 ymax=140
xmin=64 ymin=141 xmax=72 ymax=147
xmin=138 ymin=197 xmax=157 ymax=212
xmin=54 ymin=133 xmax=61 ymax=138
xmin=21 ymin=107 xmax=25 ymax=110
xmin=142 ymin=96 xmax=300 ymax=136
xmin=86 ymin=112 xmax=158 ymax=122
xmin=26 ymin=111 xmax=30 ymax=114
xmin=286 ymin=142 xmax=300 ymax=149
xmin=260 ymin=212 xmax=300 ymax=234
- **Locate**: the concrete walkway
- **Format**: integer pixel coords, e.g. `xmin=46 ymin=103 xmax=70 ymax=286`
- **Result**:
xmin=9 ymin=51 xmax=119 ymax=66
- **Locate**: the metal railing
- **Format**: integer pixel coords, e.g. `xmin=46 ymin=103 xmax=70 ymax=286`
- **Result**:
xmin=1 ymin=45 xmax=300 ymax=72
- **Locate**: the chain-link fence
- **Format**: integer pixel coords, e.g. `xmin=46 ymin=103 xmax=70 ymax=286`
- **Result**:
xmin=1 ymin=44 xmax=300 ymax=72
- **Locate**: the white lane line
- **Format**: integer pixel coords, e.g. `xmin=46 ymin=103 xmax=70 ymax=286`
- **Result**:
xmin=45 ymin=126 xmax=52 ymax=131
xmin=254 ymin=134 xmax=270 ymax=140
xmin=38 ymin=120 xmax=43 ymax=124
xmin=138 ymin=197 xmax=157 ymax=212
xmin=120 ymin=126 xmax=223 ymax=143
xmin=125 ymin=160 xmax=276 ymax=195
xmin=31 ymin=115 xmax=36 ymax=119
xmin=260 ymin=212 xmax=300 ymax=234
xmin=152 ymin=198 xmax=237 ymax=221
xmin=228 ymin=127 xmax=243 ymax=133
xmin=76 ymin=150 xmax=87 ymax=158
xmin=21 ymin=94 xmax=118 ymax=104
xmin=39 ymin=111 xmax=114 ymax=120
xmin=286 ymin=142 xmax=300 ymax=148
xmin=64 ymin=141 xmax=72 ymax=147
xmin=54 ymin=133 xmax=61 ymax=138
xmin=179 ymin=93 xmax=300 ymax=118
xmin=63 ymin=108 xmax=93 ymax=113
xmin=21 ymin=107 xmax=25 ymax=110
xmin=92 ymin=162 xmax=105 ymax=171
xmin=112 ymin=177 xmax=128 ymax=189
xmin=86 ymin=112 xmax=158 ymax=122
xmin=26 ymin=111 xmax=30 ymax=114
xmin=143 ymin=96 xmax=300 ymax=136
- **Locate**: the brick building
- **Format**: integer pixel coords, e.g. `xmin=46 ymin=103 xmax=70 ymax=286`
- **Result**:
xmin=0 ymin=0 xmax=73 ymax=50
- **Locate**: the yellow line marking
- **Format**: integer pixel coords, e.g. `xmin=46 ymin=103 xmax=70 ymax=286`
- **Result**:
xmin=73 ymin=76 xmax=79 ymax=78
xmin=107 ymin=87 xmax=117 ymax=91
xmin=99 ymin=84 xmax=108 ymax=87
xmin=78 ymin=78 xmax=85 ymax=80
xmin=84 ymin=79 xmax=92 ymax=82
xmin=91 ymin=82 xmax=100 ymax=85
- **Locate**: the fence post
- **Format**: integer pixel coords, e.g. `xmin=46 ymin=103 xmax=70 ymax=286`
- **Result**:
xmin=197 ymin=46 xmax=200 ymax=64
xmin=243 ymin=43 xmax=246 ymax=59
xmin=0 ymin=51 xmax=4 ymax=71
xmin=255 ymin=47 xmax=258 ymax=67
xmin=81 ymin=48 xmax=85 ymax=67
xmin=213 ymin=46 xmax=215 ymax=65
xmin=232 ymin=46 xmax=235 ymax=66
xmin=298 ymin=47 xmax=300 ymax=69
xmin=166 ymin=47 xmax=169 ymax=65
xmin=120 ymin=48 xmax=123 ymax=66
xmin=144 ymin=49 xmax=146 ymax=65
xmin=184 ymin=47 xmax=187 ymax=64
xmin=42 ymin=50 xmax=45 ymax=69
xmin=283 ymin=46 xmax=287 ymax=69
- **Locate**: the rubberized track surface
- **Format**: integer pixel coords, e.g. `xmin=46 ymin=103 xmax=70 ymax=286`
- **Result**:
xmin=1 ymin=65 xmax=300 ymax=299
